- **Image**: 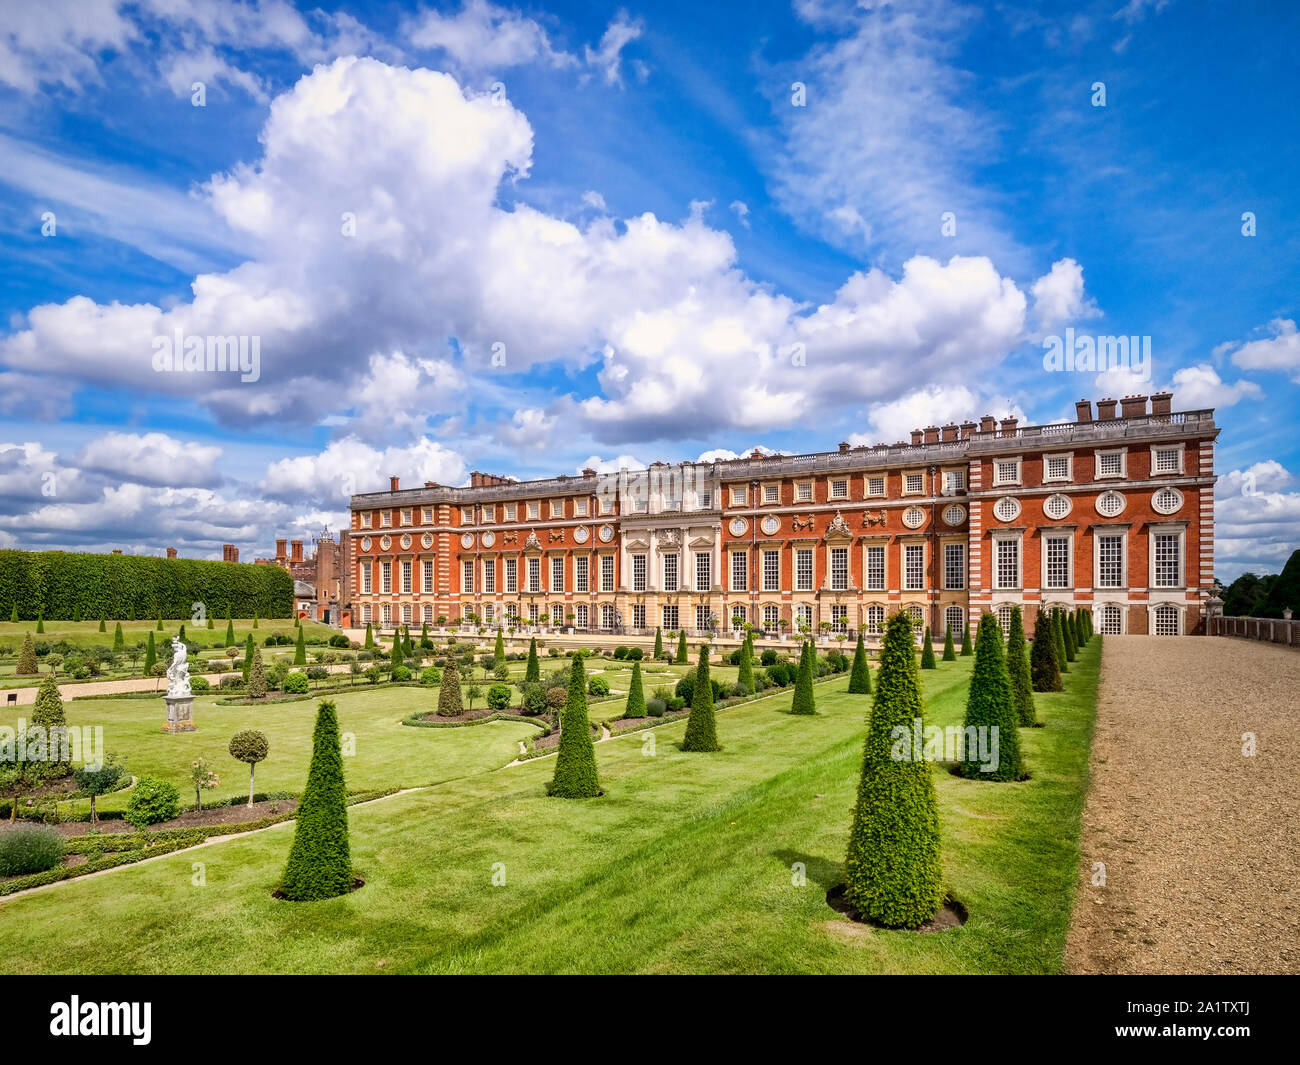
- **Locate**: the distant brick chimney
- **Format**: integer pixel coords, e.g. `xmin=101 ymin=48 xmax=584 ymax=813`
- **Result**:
xmin=389 ymin=475 xmax=400 ymax=492
xmin=941 ymin=422 xmax=959 ymax=442
xmin=980 ymin=415 xmax=996 ymax=433
xmin=290 ymin=540 xmax=304 ymax=564
xmin=923 ymin=425 xmax=939 ymax=444
xmin=222 ymin=544 xmax=239 ymax=563
xmin=111 ymin=549 xmax=122 ymax=555
xmin=1000 ymin=416 xmax=1018 ymax=437
xmin=1150 ymin=391 xmax=1172 ymax=418
xmin=838 ymin=441 xmax=850 ymax=453
xmin=582 ymin=467 xmax=596 ymax=478
xmin=166 ymin=546 xmax=177 ymax=559
xmin=1120 ymin=394 xmax=1148 ymax=419
xmin=960 ymin=420 xmax=977 ymax=440
xmin=275 ymin=538 xmax=287 ymax=561
xmin=910 ymin=429 xmax=924 ymax=446
xmin=1075 ymin=399 xmax=1093 ymax=422
xmin=1096 ymin=398 xmax=1118 ymax=420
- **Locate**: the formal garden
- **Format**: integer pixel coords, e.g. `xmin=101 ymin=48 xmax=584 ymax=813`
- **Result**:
xmin=0 ymin=607 xmax=1102 ymax=974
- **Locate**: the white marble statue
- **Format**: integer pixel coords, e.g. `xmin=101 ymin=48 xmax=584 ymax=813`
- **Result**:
xmin=166 ymin=637 xmax=192 ymax=698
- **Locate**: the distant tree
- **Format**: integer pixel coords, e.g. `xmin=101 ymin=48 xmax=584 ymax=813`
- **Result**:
xmin=1258 ymin=549 xmax=1300 ymax=618
xmin=112 ymin=622 xmax=125 ymax=653
xmin=144 ymin=631 xmax=157 ymax=674
xmin=97 ymin=614 xmax=106 ymax=633
xmin=190 ymin=757 xmax=220 ymax=811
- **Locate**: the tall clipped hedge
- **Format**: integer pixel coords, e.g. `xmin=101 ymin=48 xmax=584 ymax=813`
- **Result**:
xmin=843 ymin=611 xmax=944 ymax=928
xmin=0 ymin=549 xmax=292 ymax=621
xmin=277 ymin=701 xmax=352 ymax=901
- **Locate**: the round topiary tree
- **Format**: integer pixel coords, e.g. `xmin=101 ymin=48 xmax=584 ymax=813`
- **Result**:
xmin=790 ymin=639 xmax=816 ymax=715
xmin=958 ymin=612 xmax=1023 ymax=782
xmin=72 ymin=756 xmax=126 ymax=825
xmin=682 ymin=645 xmax=719 ymax=751
xmin=247 ymin=646 xmax=268 ymax=699
xmin=277 ymin=701 xmax=352 ymax=900
xmin=843 ymin=611 xmax=943 ymax=928
xmin=229 ymin=729 xmax=270 ymax=807
xmin=524 ymin=638 xmax=540 ymax=683
xmin=15 ymin=632 xmax=39 ymax=676
xmin=848 ymin=632 xmax=872 ymax=694
xmin=437 ymin=658 xmax=464 ymax=716
xmin=31 ymin=675 xmax=66 ymax=728
xmin=1006 ymin=606 xmax=1036 ymax=726
xmin=960 ymin=621 xmax=972 ymax=656
xmin=941 ymin=623 xmax=956 ymax=662
xmin=548 ymin=655 xmax=601 ymax=798
xmin=624 ymin=660 xmax=647 ymax=718
xmin=920 ymin=625 xmax=936 ymax=669
xmin=675 ymin=629 xmax=688 ymax=664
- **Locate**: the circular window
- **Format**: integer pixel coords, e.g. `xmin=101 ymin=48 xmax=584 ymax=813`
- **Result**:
xmin=421 ymin=533 xmax=433 ymax=549
xmin=400 ymin=534 xmax=412 ymax=549
xmin=1096 ymin=490 xmax=1126 ymax=518
xmin=942 ymin=503 xmax=966 ymax=526
xmin=729 ymin=518 xmax=748 ymax=536
xmin=482 ymin=531 xmax=496 ymax=547
xmin=902 ymin=506 xmax=927 ymax=529
xmin=760 ymin=515 xmax=780 ymax=535
xmin=599 ymin=525 xmax=615 ymax=543
xmin=379 ymin=535 xmax=391 ymax=550
xmin=1152 ymin=487 xmax=1183 ymax=515
xmin=460 ymin=533 xmax=474 ymax=549
xmin=1043 ymin=494 xmax=1073 ymax=520
xmin=360 ymin=537 xmax=371 ymax=552
xmin=993 ymin=496 xmax=1021 ymax=522
xmin=573 ymin=526 xmax=590 ymax=544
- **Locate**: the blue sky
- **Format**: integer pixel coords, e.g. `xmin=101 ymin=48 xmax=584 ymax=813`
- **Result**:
xmin=0 ymin=0 xmax=1297 ymax=579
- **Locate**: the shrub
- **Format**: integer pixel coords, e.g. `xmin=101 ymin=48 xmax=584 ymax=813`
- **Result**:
xmin=790 ymin=640 xmax=816 ymax=715
xmin=486 ymin=683 xmax=512 ymax=710
xmin=420 ymin=665 xmax=443 ymax=685
xmin=124 ymin=777 xmax=181 ymax=828
xmin=31 ymin=674 xmax=67 ymax=728
xmin=960 ymin=622 xmax=972 ymax=656
xmin=219 ymin=675 xmax=245 ymax=690
xmin=766 ymin=662 xmax=796 ymax=687
xmin=624 ymin=661 xmax=646 ymax=718
xmin=521 ymin=682 xmax=548 ymax=715
xmin=682 ymin=645 xmax=719 ymax=752
xmin=71 ymin=757 xmax=126 ymax=825
xmin=626 ymin=647 xmax=643 ymax=661
xmin=524 ymin=638 xmax=540 ymax=683
xmin=675 ymin=630 xmax=687 ymax=664
xmin=1006 ymin=606 xmax=1036 ymax=727
xmin=15 ymin=632 xmax=38 ymax=675
xmin=667 ymin=696 xmax=685 ymax=711
xmin=1052 ymin=609 xmax=1069 ymax=675
xmin=546 ymin=685 xmax=567 ymax=709
xmin=190 ymin=676 xmax=211 ymax=693
xmin=437 ymin=659 xmax=463 ymax=716
xmin=1063 ymin=610 xmax=1078 ymax=662
xmin=0 ymin=824 xmax=66 ymax=876
xmin=646 ymin=698 xmax=666 ymax=717
xmin=760 ymin=648 xmax=778 ymax=666
xmin=737 ymin=637 xmax=755 ymax=693
xmin=613 ymin=646 xmax=629 ymax=660
xmin=247 ymin=646 xmax=268 ymax=698
xmin=548 ymin=656 xmax=601 ymax=798
xmin=843 ymin=611 xmax=944 ymax=928
xmin=278 ymin=701 xmax=352 ymax=900
xmin=283 ymin=671 xmax=310 ymax=694
xmin=587 ymin=674 xmax=611 ymax=697
xmin=389 ymin=665 xmax=411 ymax=683
xmin=848 ymin=633 xmax=872 ymax=694
xmin=958 ymin=612 xmax=1023 ymax=782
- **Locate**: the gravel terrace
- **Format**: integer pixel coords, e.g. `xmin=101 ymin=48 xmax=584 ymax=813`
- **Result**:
xmin=1065 ymin=636 xmax=1300 ymax=974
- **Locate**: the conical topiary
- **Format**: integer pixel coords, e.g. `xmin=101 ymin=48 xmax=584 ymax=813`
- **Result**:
xmin=144 ymin=631 xmax=157 ymax=673
xmin=31 ymin=675 xmax=66 ymax=728
xmin=7 ymin=604 xmax=16 ymax=623
xmin=682 ymin=645 xmax=719 ymax=751
xmin=16 ymin=632 xmax=39 ymax=675
xmin=653 ymin=627 xmax=663 ymax=659
xmin=942 ymin=623 xmax=956 ymax=662
xmin=98 ymin=614 xmax=106 ymax=633
xmin=224 ymin=617 xmax=235 ymax=646
xmin=548 ymin=655 xmax=601 ymax=797
xmin=242 ymin=633 xmax=254 ymax=681
xmin=790 ymin=639 xmax=816 ymax=715
xmin=848 ymin=632 xmax=872 ymax=694
xmin=247 ymin=646 xmax=267 ymax=698
xmin=112 ymin=622 xmax=124 ymax=652
xmin=1030 ymin=611 xmax=1063 ymax=692
xmin=494 ymin=628 xmax=505 ymax=666
xmin=389 ymin=632 xmax=403 ymax=673
xmin=920 ymin=625 xmax=936 ymax=669
xmin=437 ymin=658 xmax=463 ymax=716
xmin=958 ymin=612 xmax=1023 ymax=782
xmin=277 ymin=700 xmax=352 ymax=900
xmin=294 ymin=626 xmax=307 ymax=665
xmin=524 ymin=638 xmax=540 ymax=683
xmin=252 ymin=612 xmax=259 ymax=629
xmin=1063 ymin=610 xmax=1077 ymax=662
xmin=737 ymin=634 xmax=756 ymax=694
xmin=843 ymin=611 xmax=943 ymax=928
xmin=1006 ymin=606 xmax=1036 ymax=726
xmin=364 ymin=623 xmax=374 ymax=649
xmin=625 ymin=660 xmax=646 ymax=718
xmin=36 ymin=613 xmax=44 ymax=634
xmin=676 ymin=629 xmax=688 ymax=664
xmin=960 ymin=621 xmax=972 ymax=656
xmin=1052 ymin=609 xmax=1069 ymax=674
xmin=155 ymin=612 xmax=162 ymax=631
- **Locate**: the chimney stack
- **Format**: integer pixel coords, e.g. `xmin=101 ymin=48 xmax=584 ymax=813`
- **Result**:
xmin=1075 ymin=399 xmax=1093 ymax=422
xmin=389 ymin=475 xmax=400 ymax=492
xmin=1000 ymin=416 xmax=1019 ymax=437
xmin=941 ymin=422 xmax=959 ymax=442
xmin=1150 ymin=391 xmax=1172 ymax=419
xmin=923 ymin=425 xmax=939 ymax=444
xmin=291 ymin=540 xmax=304 ymax=564
xmin=223 ymin=544 xmax=239 ymax=563
xmin=910 ymin=429 xmax=924 ymax=446
xmin=1096 ymin=398 xmax=1118 ymax=420
xmin=980 ymin=415 xmax=996 ymax=433
xmin=166 ymin=546 xmax=177 ymax=559
xmin=1120 ymin=394 xmax=1148 ymax=419
xmin=275 ymin=538 xmax=287 ymax=561
xmin=838 ymin=441 xmax=850 ymax=453
xmin=960 ymin=420 xmax=977 ymax=440
xmin=582 ymin=467 xmax=596 ymax=478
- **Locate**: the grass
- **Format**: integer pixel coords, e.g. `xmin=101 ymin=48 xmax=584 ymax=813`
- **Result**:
xmin=0 ymin=639 xmax=1100 ymax=973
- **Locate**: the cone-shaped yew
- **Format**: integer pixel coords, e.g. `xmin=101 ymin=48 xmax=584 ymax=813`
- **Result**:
xmin=548 ymin=655 xmax=601 ymax=797
xmin=942 ymin=623 xmax=956 ymax=662
xmin=1006 ymin=606 xmax=1036 ymax=726
xmin=790 ymin=639 xmax=816 ymax=715
xmin=848 ymin=632 xmax=872 ymax=694
xmin=958 ymin=613 xmax=1023 ymax=782
xmin=675 ymin=629 xmax=688 ymax=664
xmin=1030 ymin=611 xmax=1063 ymax=692
xmin=1052 ymin=609 xmax=1069 ymax=674
xmin=920 ymin=625 xmax=936 ymax=669
xmin=960 ymin=621 xmax=972 ymax=656
xmin=682 ymin=644 xmax=719 ymax=751
xmin=843 ymin=611 xmax=944 ymax=928
xmin=624 ymin=660 xmax=647 ymax=718
xmin=524 ymin=637 xmax=540 ymax=682
xmin=277 ymin=700 xmax=352 ymax=900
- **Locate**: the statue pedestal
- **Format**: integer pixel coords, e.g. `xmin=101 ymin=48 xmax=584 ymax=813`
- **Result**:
xmin=163 ymin=695 xmax=196 ymax=733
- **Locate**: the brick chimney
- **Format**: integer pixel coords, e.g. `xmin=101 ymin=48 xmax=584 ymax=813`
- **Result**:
xmin=389 ymin=475 xmax=400 ymax=492
xmin=582 ymin=467 xmax=596 ymax=478
xmin=923 ymin=425 xmax=939 ymax=444
xmin=960 ymin=420 xmax=977 ymax=440
xmin=275 ymin=538 xmax=287 ymax=561
xmin=838 ymin=441 xmax=850 ymax=453
xmin=111 ymin=549 xmax=122 ymax=555
xmin=1075 ymin=399 xmax=1092 ymax=422
xmin=166 ymin=546 xmax=177 ymax=559
xmin=291 ymin=540 xmax=304 ymax=564
xmin=1150 ymin=391 xmax=1172 ymax=418
xmin=1000 ymin=416 xmax=1019 ymax=437
xmin=941 ymin=422 xmax=959 ymax=442
xmin=424 ymin=480 xmax=438 ymax=488
xmin=1120 ymin=394 xmax=1148 ymax=419
xmin=1096 ymin=398 xmax=1118 ymax=420
xmin=222 ymin=544 xmax=239 ymax=563
xmin=980 ymin=415 xmax=996 ymax=433
xmin=910 ymin=429 xmax=924 ymax=446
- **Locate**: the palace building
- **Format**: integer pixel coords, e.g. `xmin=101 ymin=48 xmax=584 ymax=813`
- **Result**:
xmin=347 ymin=392 xmax=1218 ymax=640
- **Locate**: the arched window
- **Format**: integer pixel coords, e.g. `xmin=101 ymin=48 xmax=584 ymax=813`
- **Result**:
xmin=763 ymin=605 xmax=779 ymax=630
xmin=1098 ymin=604 xmax=1122 ymax=635
xmin=422 ymin=604 xmax=433 ymax=624
xmin=576 ymin=604 xmax=588 ymax=629
xmin=995 ymin=604 xmax=1013 ymax=636
xmin=944 ymin=604 xmax=964 ymax=637
xmin=1152 ymin=603 xmax=1179 ymax=636
xmin=795 ymin=604 xmax=813 ymax=631
xmin=402 ymin=604 xmax=412 ymax=624
xmin=601 ymin=604 xmax=616 ymax=630
xmin=730 ymin=605 xmax=747 ymax=627
xmin=864 ymin=604 xmax=885 ymax=634
xmin=903 ymin=604 xmax=924 ymax=633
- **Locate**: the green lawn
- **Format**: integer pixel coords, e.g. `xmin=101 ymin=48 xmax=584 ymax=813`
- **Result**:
xmin=0 ymin=640 xmax=1100 ymax=974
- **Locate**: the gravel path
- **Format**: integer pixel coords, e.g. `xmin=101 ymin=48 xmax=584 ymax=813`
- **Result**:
xmin=1066 ymin=636 xmax=1300 ymax=974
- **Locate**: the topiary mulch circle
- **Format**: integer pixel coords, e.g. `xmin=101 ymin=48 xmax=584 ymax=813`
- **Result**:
xmin=272 ymin=876 xmax=365 ymax=901
xmin=825 ymin=884 xmax=967 ymax=932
